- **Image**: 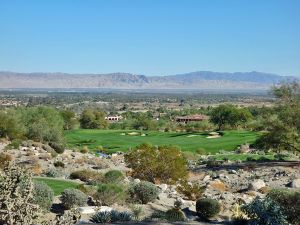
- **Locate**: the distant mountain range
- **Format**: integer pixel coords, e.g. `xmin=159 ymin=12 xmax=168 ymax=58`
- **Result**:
xmin=0 ymin=71 xmax=298 ymax=91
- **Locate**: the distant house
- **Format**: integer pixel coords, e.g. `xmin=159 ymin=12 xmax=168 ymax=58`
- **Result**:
xmin=175 ymin=114 xmax=209 ymax=123
xmin=105 ymin=115 xmax=123 ymax=122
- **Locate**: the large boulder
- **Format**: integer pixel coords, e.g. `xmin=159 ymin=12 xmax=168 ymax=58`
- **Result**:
xmin=248 ymin=179 xmax=266 ymax=191
xmin=291 ymin=179 xmax=300 ymax=188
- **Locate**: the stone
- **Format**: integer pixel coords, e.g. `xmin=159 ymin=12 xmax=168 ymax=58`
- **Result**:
xmin=159 ymin=184 xmax=168 ymax=192
xmin=77 ymin=206 xmax=112 ymax=214
xmin=230 ymin=169 xmax=238 ymax=174
xmin=133 ymin=178 xmax=140 ymax=183
xmin=248 ymin=179 xmax=266 ymax=191
xmin=291 ymin=179 xmax=300 ymax=188
xmin=203 ymin=175 xmax=211 ymax=182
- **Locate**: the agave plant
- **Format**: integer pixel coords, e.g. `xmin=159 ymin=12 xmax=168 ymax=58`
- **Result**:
xmin=90 ymin=211 xmax=111 ymax=223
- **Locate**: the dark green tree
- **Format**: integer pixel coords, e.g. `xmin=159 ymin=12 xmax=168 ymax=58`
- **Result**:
xmin=60 ymin=109 xmax=77 ymax=130
xmin=256 ymin=81 xmax=300 ymax=152
xmin=79 ymin=108 xmax=108 ymax=129
xmin=210 ymin=104 xmax=252 ymax=130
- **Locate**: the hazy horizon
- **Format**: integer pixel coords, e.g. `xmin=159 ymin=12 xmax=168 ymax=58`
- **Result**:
xmin=1 ymin=0 xmax=300 ymax=77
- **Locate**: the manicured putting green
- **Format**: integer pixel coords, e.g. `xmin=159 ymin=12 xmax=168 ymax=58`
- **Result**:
xmin=65 ymin=129 xmax=259 ymax=153
xmin=34 ymin=177 xmax=79 ymax=196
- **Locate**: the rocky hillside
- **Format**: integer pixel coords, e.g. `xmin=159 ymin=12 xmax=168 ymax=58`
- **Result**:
xmin=0 ymin=71 xmax=297 ymax=91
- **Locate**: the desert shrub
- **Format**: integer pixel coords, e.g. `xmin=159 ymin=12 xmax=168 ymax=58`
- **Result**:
xmin=0 ymin=164 xmax=39 ymax=224
xmin=196 ymin=148 xmax=206 ymax=155
xmin=9 ymin=139 xmax=23 ymax=149
xmin=80 ymin=145 xmax=89 ymax=154
xmin=70 ymin=169 xmax=104 ymax=183
xmin=76 ymin=184 xmax=97 ymax=196
xmin=267 ymin=189 xmax=300 ymax=224
xmin=93 ymin=183 xmax=127 ymax=206
xmin=49 ymin=142 xmax=65 ymax=154
xmin=60 ymin=188 xmax=87 ymax=209
xmin=230 ymin=203 xmax=249 ymax=225
xmin=45 ymin=168 xmax=63 ymax=178
xmin=90 ymin=210 xmax=133 ymax=223
xmin=41 ymin=208 xmax=81 ymax=225
xmin=125 ymin=143 xmax=188 ymax=184
xmin=104 ymin=170 xmax=124 ymax=183
xmin=196 ymin=198 xmax=221 ymax=219
xmin=206 ymin=159 xmax=223 ymax=167
xmin=131 ymin=205 xmax=143 ymax=221
xmin=149 ymin=211 xmax=167 ymax=220
xmin=242 ymin=197 xmax=287 ymax=225
xmin=32 ymin=181 xmax=54 ymax=211
xmin=0 ymin=152 xmax=13 ymax=169
xmin=42 ymin=144 xmax=53 ymax=152
xmin=129 ymin=181 xmax=160 ymax=204
xmin=165 ymin=208 xmax=186 ymax=222
xmin=176 ymin=180 xmax=205 ymax=200
xmin=53 ymin=161 xmax=65 ymax=168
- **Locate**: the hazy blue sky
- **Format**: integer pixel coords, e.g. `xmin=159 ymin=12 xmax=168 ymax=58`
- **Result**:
xmin=0 ymin=0 xmax=299 ymax=76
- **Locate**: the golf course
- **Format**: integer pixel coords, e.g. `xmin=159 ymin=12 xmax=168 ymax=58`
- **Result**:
xmin=65 ymin=129 xmax=259 ymax=153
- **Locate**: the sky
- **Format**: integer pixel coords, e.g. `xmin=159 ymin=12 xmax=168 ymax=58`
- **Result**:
xmin=0 ymin=0 xmax=300 ymax=76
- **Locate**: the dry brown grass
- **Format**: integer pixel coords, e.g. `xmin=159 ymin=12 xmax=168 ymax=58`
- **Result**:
xmin=0 ymin=152 xmax=13 ymax=169
xmin=258 ymin=186 xmax=271 ymax=194
xmin=210 ymin=180 xmax=227 ymax=192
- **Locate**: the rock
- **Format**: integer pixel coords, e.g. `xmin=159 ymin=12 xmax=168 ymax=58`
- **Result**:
xmin=203 ymin=175 xmax=211 ymax=182
xmin=159 ymin=184 xmax=168 ymax=192
xmin=230 ymin=169 xmax=238 ymax=174
xmin=77 ymin=206 xmax=112 ymax=214
xmin=291 ymin=179 xmax=300 ymax=188
xmin=133 ymin=178 xmax=140 ymax=183
xmin=248 ymin=179 xmax=266 ymax=191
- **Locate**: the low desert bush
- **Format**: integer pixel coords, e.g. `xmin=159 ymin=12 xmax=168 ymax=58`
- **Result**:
xmin=9 ymin=139 xmax=22 ymax=149
xmin=60 ymin=188 xmax=87 ymax=209
xmin=104 ymin=170 xmax=124 ymax=183
xmin=125 ymin=143 xmax=188 ymax=184
xmin=267 ymin=189 xmax=300 ymax=224
xmin=93 ymin=183 xmax=127 ymax=206
xmin=70 ymin=169 xmax=104 ymax=183
xmin=80 ymin=145 xmax=89 ymax=154
xmin=196 ymin=198 xmax=221 ymax=219
xmin=45 ymin=168 xmax=63 ymax=178
xmin=53 ymin=161 xmax=65 ymax=168
xmin=176 ymin=180 xmax=205 ymax=200
xmin=128 ymin=181 xmax=160 ymax=204
xmin=0 ymin=152 xmax=13 ymax=169
xmin=241 ymin=197 xmax=287 ymax=225
xmin=32 ymin=181 xmax=54 ymax=211
xmin=49 ymin=142 xmax=65 ymax=154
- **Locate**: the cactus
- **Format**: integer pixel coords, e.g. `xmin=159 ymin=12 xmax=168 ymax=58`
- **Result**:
xmin=90 ymin=211 xmax=112 ymax=223
xmin=41 ymin=209 xmax=81 ymax=225
xmin=165 ymin=208 xmax=186 ymax=222
xmin=0 ymin=164 xmax=39 ymax=225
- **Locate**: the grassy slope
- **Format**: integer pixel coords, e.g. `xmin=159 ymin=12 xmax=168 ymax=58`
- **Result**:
xmin=34 ymin=177 xmax=79 ymax=196
xmin=65 ymin=129 xmax=259 ymax=153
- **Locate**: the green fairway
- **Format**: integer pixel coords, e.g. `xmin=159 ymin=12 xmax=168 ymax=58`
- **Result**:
xmin=34 ymin=177 xmax=80 ymax=196
xmin=65 ymin=129 xmax=259 ymax=153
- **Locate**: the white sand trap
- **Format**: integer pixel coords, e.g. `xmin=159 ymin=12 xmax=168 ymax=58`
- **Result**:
xmin=187 ymin=135 xmax=198 ymax=137
xmin=127 ymin=132 xmax=139 ymax=136
xmin=206 ymin=135 xmax=221 ymax=139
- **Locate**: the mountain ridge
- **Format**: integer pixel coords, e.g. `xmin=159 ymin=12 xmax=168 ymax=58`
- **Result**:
xmin=0 ymin=70 xmax=298 ymax=91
